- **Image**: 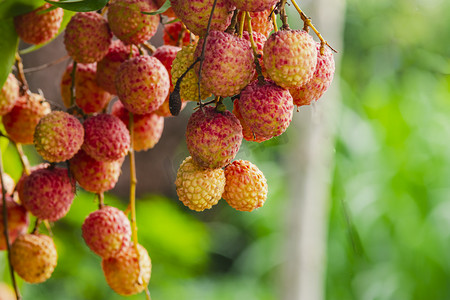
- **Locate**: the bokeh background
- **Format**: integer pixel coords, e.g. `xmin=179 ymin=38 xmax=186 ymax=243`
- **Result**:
xmin=1 ymin=0 xmax=450 ymax=299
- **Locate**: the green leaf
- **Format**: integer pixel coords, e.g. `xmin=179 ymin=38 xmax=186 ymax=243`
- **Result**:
xmin=0 ymin=0 xmax=45 ymax=19
xmin=19 ymin=9 xmax=76 ymax=54
xmin=165 ymin=18 xmax=180 ymax=25
xmin=45 ymin=0 xmax=108 ymax=12
xmin=0 ymin=18 xmax=19 ymax=88
xmin=142 ymin=0 xmax=171 ymax=15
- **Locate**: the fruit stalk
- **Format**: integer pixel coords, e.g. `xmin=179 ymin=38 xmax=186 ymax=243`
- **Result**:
xmin=245 ymin=12 xmax=265 ymax=84
xmin=69 ymin=61 xmax=77 ymax=106
xmin=271 ymin=5 xmax=278 ymax=32
xmin=128 ymin=112 xmax=138 ymax=250
xmin=14 ymin=143 xmax=30 ymax=176
xmin=279 ymin=0 xmax=289 ymax=30
xmin=15 ymin=53 xmax=28 ymax=94
xmin=0 ymin=149 xmax=22 ymax=300
xmin=238 ymin=10 xmax=245 ymax=38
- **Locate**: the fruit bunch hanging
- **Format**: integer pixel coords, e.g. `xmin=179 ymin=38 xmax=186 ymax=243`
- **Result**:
xmin=0 ymin=0 xmax=336 ymax=298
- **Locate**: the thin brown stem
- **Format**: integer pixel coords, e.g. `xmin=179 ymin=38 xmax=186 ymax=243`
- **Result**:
xmin=279 ymin=0 xmax=289 ymax=30
xmin=15 ymin=53 xmax=28 ymax=95
xmin=69 ymin=61 xmax=77 ymax=107
xmin=246 ymin=12 xmax=265 ymax=84
xmin=98 ymin=192 xmax=104 ymax=209
xmin=14 ymin=143 xmax=30 ymax=176
xmin=32 ymin=218 xmax=41 ymax=234
xmin=0 ymin=149 xmax=22 ymax=300
xmin=225 ymin=9 xmax=239 ymax=34
xmin=23 ymin=55 xmax=69 ymax=74
xmin=141 ymin=42 xmax=156 ymax=55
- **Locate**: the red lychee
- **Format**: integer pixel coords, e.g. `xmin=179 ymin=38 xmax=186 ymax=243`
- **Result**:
xmin=163 ymin=21 xmax=195 ymax=47
xmin=0 ymin=73 xmax=19 ymax=116
xmin=239 ymin=9 xmax=274 ymax=37
xmin=0 ymin=197 xmax=29 ymax=250
xmin=232 ymin=100 xmax=268 ymax=143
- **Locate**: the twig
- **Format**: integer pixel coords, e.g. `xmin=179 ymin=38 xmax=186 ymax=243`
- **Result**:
xmin=69 ymin=61 xmax=77 ymax=107
xmin=23 ymin=55 xmax=69 ymax=74
xmin=225 ymin=9 xmax=239 ymax=34
xmin=14 ymin=143 xmax=30 ymax=176
xmin=141 ymin=42 xmax=156 ymax=55
xmin=0 ymin=149 xmax=22 ymax=300
xmin=279 ymin=0 xmax=289 ymax=30
xmin=15 ymin=53 xmax=28 ymax=95
xmin=32 ymin=218 xmax=41 ymax=234
xmin=245 ymin=12 xmax=265 ymax=84
xmin=97 ymin=192 xmax=104 ymax=209
xmin=238 ymin=10 xmax=245 ymax=38
xmin=271 ymin=5 xmax=278 ymax=32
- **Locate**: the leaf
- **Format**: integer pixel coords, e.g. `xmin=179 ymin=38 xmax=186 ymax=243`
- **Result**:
xmin=19 ymin=9 xmax=76 ymax=54
xmin=45 ymin=0 xmax=108 ymax=12
xmin=0 ymin=0 xmax=45 ymax=19
xmin=0 ymin=18 xmax=19 ymax=88
xmin=141 ymin=0 xmax=171 ymax=15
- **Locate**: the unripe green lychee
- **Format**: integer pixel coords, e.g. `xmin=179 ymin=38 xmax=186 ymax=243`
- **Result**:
xmin=171 ymin=44 xmax=211 ymax=101
xmin=96 ymin=40 xmax=140 ymax=95
xmin=10 ymin=234 xmax=57 ymax=283
xmin=2 ymin=92 xmax=51 ymax=144
xmin=289 ymin=43 xmax=335 ymax=107
xmin=21 ymin=167 xmax=75 ymax=221
xmin=230 ymin=0 xmax=277 ymax=12
xmin=102 ymin=244 xmax=151 ymax=295
xmin=64 ymin=12 xmax=112 ymax=63
xmin=111 ymin=101 xmax=164 ymax=151
xmin=195 ymin=31 xmax=255 ymax=97
xmin=107 ymin=0 xmax=159 ymax=45
xmin=0 ymin=74 xmax=19 ymax=116
xmin=115 ymin=55 xmax=170 ymax=114
xmin=61 ymin=63 xmax=112 ymax=113
xmin=237 ymin=79 xmax=293 ymax=140
xmin=223 ymin=160 xmax=268 ymax=212
xmin=175 ymin=156 xmax=225 ymax=211
xmin=70 ymin=149 xmax=123 ymax=193
xmin=263 ymin=30 xmax=317 ymax=89
xmin=82 ymin=206 xmax=131 ymax=258
xmin=34 ymin=111 xmax=84 ymax=162
xmin=0 ymin=197 xmax=29 ymax=250
xmin=14 ymin=3 xmax=64 ymax=45
xmin=186 ymin=106 xmax=243 ymax=169
xmin=83 ymin=114 xmax=130 ymax=162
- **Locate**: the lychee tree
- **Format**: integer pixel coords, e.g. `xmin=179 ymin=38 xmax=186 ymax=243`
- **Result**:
xmin=0 ymin=0 xmax=336 ymax=299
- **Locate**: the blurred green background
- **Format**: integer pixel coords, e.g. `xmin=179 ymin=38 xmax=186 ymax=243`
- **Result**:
xmin=2 ymin=0 xmax=450 ymax=299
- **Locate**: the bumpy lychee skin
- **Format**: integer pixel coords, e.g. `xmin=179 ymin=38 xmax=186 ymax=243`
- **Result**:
xmin=82 ymin=206 xmax=131 ymax=258
xmin=64 ymin=12 xmax=112 ymax=63
xmin=171 ymin=44 xmax=211 ymax=101
xmin=111 ymin=101 xmax=164 ymax=151
xmin=153 ymin=45 xmax=181 ymax=83
xmin=237 ymin=79 xmax=294 ymax=140
xmin=102 ymin=244 xmax=151 ymax=296
xmin=264 ymin=30 xmax=317 ymax=89
xmin=223 ymin=160 xmax=268 ymax=212
xmin=230 ymin=0 xmax=277 ymax=12
xmin=70 ymin=149 xmax=123 ymax=193
xmin=289 ymin=43 xmax=336 ymax=107
xmin=21 ymin=167 xmax=75 ymax=221
xmin=34 ymin=111 xmax=84 ymax=162
xmin=186 ymin=106 xmax=243 ymax=169
xmin=0 ymin=197 xmax=29 ymax=251
xmin=107 ymin=0 xmax=159 ymax=45
xmin=2 ymin=92 xmax=51 ymax=144
xmin=232 ymin=100 xmax=268 ymax=143
xmin=116 ymin=55 xmax=170 ymax=114
xmin=10 ymin=234 xmax=57 ymax=284
xmin=240 ymin=9 xmax=274 ymax=37
xmin=61 ymin=63 xmax=112 ymax=113
xmin=14 ymin=3 xmax=64 ymax=45
xmin=175 ymin=156 xmax=225 ymax=211
xmin=16 ymin=164 xmax=50 ymax=201
xmin=96 ymin=40 xmax=140 ymax=95
xmin=83 ymin=114 xmax=130 ymax=162
xmin=195 ymin=31 xmax=255 ymax=97
xmin=170 ymin=0 xmax=234 ymax=36
xmin=163 ymin=21 xmax=196 ymax=47
xmin=0 ymin=74 xmax=19 ymax=116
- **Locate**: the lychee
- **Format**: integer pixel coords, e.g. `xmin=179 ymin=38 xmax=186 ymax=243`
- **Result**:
xmin=175 ymin=156 xmax=225 ymax=211
xmin=232 ymin=100 xmax=268 ymax=143
xmin=96 ymin=40 xmax=140 ymax=95
xmin=107 ymin=0 xmax=159 ymax=45
xmin=263 ymin=30 xmax=317 ymax=89
xmin=111 ymin=101 xmax=164 ymax=151
xmin=115 ymin=55 xmax=170 ymax=115
xmin=289 ymin=43 xmax=335 ymax=107
xmin=82 ymin=206 xmax=131 ymax=258
xmin=163 ymin=21 xmax=195 ymax=47
xmin=153 ymin=45 xmax=181 ymax=84
xmin=102 ymin=244 xmax=151 ymax=295
xmin=186 ymin=106 xmax=243 ymax=169
xmin=242 ymin=31 xmax=267 ymax=79
xmin=2 ymin=92 xmax=51 ymax=144
xmin=0 ymin=73 xmax=19 ymax=116
xmin=34 ymin=111 xmax=84 ymax=162
xmin=70 ymin=149 xmax=123 ymax=193
xmin=195 ymin=30 xmax=255 ymax=97
xmin=0 ymin=197 xmax=29 ymax=250
xmin=61 ymin=63 xmax=112 ymax=113
xmin=237 ymin=79 xmax=293 ymax=140
xmin=240 ymin=9 xmax=274 ymax=37
xmin=230 ymin=0 xmax=278 ymax=12
xmin=64 ymin=12 xmax=112 ymax=63
xmin=170 ymin=0 xmax=234 ymax=37
xmin=20 ymin=167 xmax=75 ymax=221
xmin=82 ymin=114 xmax=130 ymax=162
xmin=223 ymin=160 xmax=268 ymax=212
xmin=171 ymin=44 xmax=211 ymax=102
xmin=14 ymin=3 xmax=64 ymax=45
xmin=10 ymin=234 xmax=57 ymax=283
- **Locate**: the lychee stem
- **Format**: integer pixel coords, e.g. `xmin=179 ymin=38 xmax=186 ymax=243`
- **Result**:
xmin=14 ymin=143 xmax=30 ymax=176
xmin=238 ymin=10 xmax=245 ymax=38
xmin=97 ymin=192 xmax=104 ymax=209
xmin=32 ymin=218 xmax=42 ymax=234
xmin=69 ymin=61 xmax=77 ymax=107
xmin=271 ymin=5 xmax=278 ymax=32
xmin=0 ymin=150 xmax=22 ymax=300
xmin=225 ymin=9 xmax=239 ymax=34
xmin=23 ymin=55 xmax=69 ymax=74
xmin=15 ymin=53 xmax=28 ymax=96
xmin=245 ymin=12 xmax=265 ymax=84
xmin=141 ymin=42 xmax=156 ymax=55
xmin=279 ymin=0 xmax=290 ymax=30
xmin=145 ymin=286 xmax=152 ymax=300
xmin=290 ymin=0 xmax=338 ymax=54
